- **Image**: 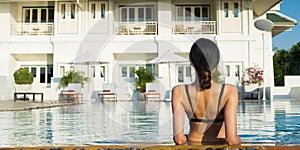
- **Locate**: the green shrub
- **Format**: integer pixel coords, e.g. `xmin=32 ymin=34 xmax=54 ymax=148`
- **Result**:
xmin=133 ymin=68 xmax=156 ymax=92
xmin=13 ymin=68 xmax=34 ymax=85
xmin=58 ymin=71 xmax=89 ymax=89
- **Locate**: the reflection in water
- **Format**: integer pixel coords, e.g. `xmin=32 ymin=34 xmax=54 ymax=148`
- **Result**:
xmin=0 ymin=100 xmax=299 ymax=146
xmin=237 ymin=100 xmax=300 ymax=145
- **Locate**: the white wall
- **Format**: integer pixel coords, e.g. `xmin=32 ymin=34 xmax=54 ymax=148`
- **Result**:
xmin=272 ymin=76 xmax=300 ymax=100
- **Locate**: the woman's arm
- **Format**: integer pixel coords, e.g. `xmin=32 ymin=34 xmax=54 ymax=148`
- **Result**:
xmin=172 ymin=86 xmax=187 ymax=145
xmin=224 ymin=85 xmax=242 ymax=145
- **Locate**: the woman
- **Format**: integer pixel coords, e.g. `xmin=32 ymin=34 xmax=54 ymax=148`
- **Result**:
xmin=172 ymin=38 xmax=242 ymax=145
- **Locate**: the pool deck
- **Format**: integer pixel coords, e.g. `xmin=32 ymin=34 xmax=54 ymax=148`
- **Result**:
xmin=0 ymin=100 xmax=78 ymax=111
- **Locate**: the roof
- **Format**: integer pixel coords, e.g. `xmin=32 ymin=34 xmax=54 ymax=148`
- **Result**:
xmin=267 ymin=11 xmax=298 ymax=36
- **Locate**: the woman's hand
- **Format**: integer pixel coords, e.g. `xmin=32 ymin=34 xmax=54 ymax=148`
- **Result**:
xmin=173 ymin=134 xmax=187 ymax=145
xmin=227 ymin=136 xmax=242 ymax=145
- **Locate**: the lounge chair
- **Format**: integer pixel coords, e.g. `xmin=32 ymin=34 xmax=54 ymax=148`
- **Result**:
xmin=144 ymin=83 xmax=161 ymax=101
xmin=60 ymin=83 xmax=83 ymax=102
xmin=98 ymin=83 xmax=117 ymax=101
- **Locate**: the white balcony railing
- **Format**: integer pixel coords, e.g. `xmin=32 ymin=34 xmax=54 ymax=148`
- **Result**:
xmin=11 ymin=23 xmax=54 ymax=36
xmin=173 ymin=21 xmax=216 ymax=34
xmin=115 ymin=21 xmax=157 ymax=35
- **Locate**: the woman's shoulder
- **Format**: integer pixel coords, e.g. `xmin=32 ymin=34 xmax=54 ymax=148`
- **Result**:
xmin=172 ymin=84 xmax=185 ymax=94
xmin=224 ymin=84 xmax=238 ymax=92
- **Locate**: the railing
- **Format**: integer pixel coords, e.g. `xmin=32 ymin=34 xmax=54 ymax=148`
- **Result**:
xmin=11 ymin=23 xmax=54 ymax=36
xmin=115 ymin=21 xmax=157 ymax=35
xmin=173 ymin=21 xmax=216 ymax=34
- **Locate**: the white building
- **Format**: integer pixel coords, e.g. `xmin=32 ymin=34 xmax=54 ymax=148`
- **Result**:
xmin=0 ymin=0 xmax=296 ymax=100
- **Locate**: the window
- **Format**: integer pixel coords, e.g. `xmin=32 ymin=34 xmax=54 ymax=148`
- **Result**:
xmin=32 ymin=9 xmax=38 ymax=23
xmin=176 ymin=6 xmax=210 ymax=21
xmin=186 ymin=66 xmax=191 ymax=77
xmin=225 ymin=65 xmax=230 ymax=77
xmin=91 ymin=3 xmax=96 ymax=19
xmin=129 ymin=8 xmax=135 ymax=22
xmin=224 ymin=3 xmax=229 ymax=18
xmin=23 ymin=7 xmax=54 ymax=23
xmin=70 ymin=66 xmax=74 ymax=72
xmin=177 ymin=7 xmax=183 ymax=21
xmin=194 ymin=7 xmax=200 ymax=21
xmin=178 ymin=66 xmax=184 ymax=82
xmin=91 ymin=66 xmax=95 ymax=77
xmin=234 ymin=2 xmax=239 ymax=17
xmin=120 ymin=6 xmax=154 ymax=22
xmin=60 ymin=66 xmax=65 ymax=76
xmin=129 ymin=67 xmax=135 ymax=77
xmin=71 ymin=3 xmax=76 ymax=19
xmin=47 ymin=66 xmax=53 ymax=84
xmin=41 ymin=9 xmax=47 ymax=23
xmin=40 ymin=67 xmax=46 ymax=83
xmin=89 ymin=2 xmax=107 ymax=20
xmin=146 ymin=7 xmax=153 ymax=21
xmin=235 ymin=65 xmax=240 ymax=79
xmin=185 ymin=7 xmax=191 ymax=21
xmin=21 ymin=65 xmax=53 ymax=85
xmin=100 ymin=66 xmax=105 ymax=80
xmin=25 ymin=9 xmax=30 ymax=23
xmin=138 ymin=8 xmax=144 ymax=22
xmin=202 ymin=7 xmax=209 ymax=21
xmin=49 ymin=8 xmax=54 ymax=22
xmin=31 ymin=67 xmax=37 ymax=77
xmin=61 ymin=4 xmax=66 ymax=19
xmin=101 ymin=3 xmax=106 ymax=19
xmin=121 ymin=7 xmax=127 ymax=22
xmin=121 ymin=67 xmax=127 ymax=77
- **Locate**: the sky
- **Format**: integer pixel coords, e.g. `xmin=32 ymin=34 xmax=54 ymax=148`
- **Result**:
xmin=272 ymin=0 xmax=300 ymax=50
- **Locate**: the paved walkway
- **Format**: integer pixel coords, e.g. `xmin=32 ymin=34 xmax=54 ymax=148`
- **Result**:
xmin=0 ymin=100 xmax=78 ymax=111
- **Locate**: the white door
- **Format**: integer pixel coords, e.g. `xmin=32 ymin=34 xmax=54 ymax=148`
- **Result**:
xmin=117 ymin=65 xmax=138 ymax=100
xmin=176 ymin=64 xmax=192 ymax=84
xmin=224 ymin=62 xmax=242 ymax=85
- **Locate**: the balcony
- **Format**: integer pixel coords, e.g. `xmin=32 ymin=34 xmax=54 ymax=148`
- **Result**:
xmin=115 ymin=21 xmax=157 ymax=35
xmin=172 ymin=21 xmax=216 ymax=34
xmin=11 ymin=23 xmax=54 ymax=36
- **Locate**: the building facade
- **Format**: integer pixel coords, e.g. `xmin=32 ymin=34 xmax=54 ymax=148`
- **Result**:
xmin=0 ymin=0 xmax=296 ymax=100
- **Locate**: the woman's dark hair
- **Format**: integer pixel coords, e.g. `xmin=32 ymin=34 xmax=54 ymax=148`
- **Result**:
xmin=189 ymin=38 xmax=220 ymax=90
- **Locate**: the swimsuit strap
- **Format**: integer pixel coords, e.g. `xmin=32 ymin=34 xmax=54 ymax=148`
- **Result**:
xmin=217 ymin=84 xmax=225 ymax=113
xmin=185 ymin=85 xmax=198 ymax=119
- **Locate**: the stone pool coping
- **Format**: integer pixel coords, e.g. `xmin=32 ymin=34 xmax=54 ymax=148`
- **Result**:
xmin=0 ymin=100 xmax=79 ymax=111
xmin=0 ymin=145 xmax=300 ymax=150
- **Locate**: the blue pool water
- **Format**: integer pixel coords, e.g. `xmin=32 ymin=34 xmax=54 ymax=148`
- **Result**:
xmin=0 ymin=100 xmax=299 ymax=146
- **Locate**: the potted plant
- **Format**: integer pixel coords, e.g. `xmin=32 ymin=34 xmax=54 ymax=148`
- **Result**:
xmin=133 ymin=68 xmax=156 ymax=100
xmin=13 ymin=67 xmax=34 ymax=92
xmin=58 ymin=71 xmax=90 ymax=89
xmin=241 ymin=65 xmax=263 ymax=92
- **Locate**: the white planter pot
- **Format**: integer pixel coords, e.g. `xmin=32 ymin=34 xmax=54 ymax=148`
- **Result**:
xmin=15 ymin=84 xmax=32 ymax=92
xmin=244 ymin=84 xmax=258 ymax=92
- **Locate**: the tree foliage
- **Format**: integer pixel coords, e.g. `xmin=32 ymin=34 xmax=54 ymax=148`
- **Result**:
xmin=273 ymin=41 xmax=300 ymax=86
xmin=133 ymin=68 xmax=156 ymax=92
xmin=58 ymin=71 xmax=89 ymax=89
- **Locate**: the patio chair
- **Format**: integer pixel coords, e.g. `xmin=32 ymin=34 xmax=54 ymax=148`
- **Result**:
xmin=98 ymin=83 xmax=117 ymax=101
xmin=144 ymin=82 xmax=161 ymax=101
xmin=60 ymin=83 xmax=83 ymax=102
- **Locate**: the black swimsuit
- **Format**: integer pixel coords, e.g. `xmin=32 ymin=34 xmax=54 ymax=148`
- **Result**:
xmin=185 ymin=84 xmax=225 ymax=123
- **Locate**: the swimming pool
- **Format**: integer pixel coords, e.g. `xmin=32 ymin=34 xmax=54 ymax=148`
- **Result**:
xmin=0 ymin=100 xmax=299 ymax=146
